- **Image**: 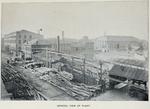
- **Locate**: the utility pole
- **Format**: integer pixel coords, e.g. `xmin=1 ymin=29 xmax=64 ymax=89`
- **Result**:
xmin=99 ymin=60 xmax=103 ymax=92
xmin=45 ymin=48 xmax=48 ymax=67
xmin=50 ymin=53 xmax=53 ymax=68
xmin=71 ymin=57 xmax=74 ymax=74
xmin=99 ymin=60 xmax=103 ymax=84
xmin=57 ymin=35 xmax=60 ymax=53
xmin=83 ymin=58 xmax=86 ymax=84
xmin=47 ymin=49 xmax=50 ymax=68
xmin=99 ymin=60 xmax=106 ymax=92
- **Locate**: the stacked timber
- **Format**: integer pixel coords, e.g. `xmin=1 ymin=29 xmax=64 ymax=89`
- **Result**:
xmin=38 ymin=69 xmax=101 ymax=100
xmin=59 ymin=71 xmax=73 ymax=80
xmin=1 ymin=63 xmax=48 ymax=100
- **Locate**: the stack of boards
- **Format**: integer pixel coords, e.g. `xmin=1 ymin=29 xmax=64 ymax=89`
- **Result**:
xmin=36 ymin=68 xmax=101 ymax=100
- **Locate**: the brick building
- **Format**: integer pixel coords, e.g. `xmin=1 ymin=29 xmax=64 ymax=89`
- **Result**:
xmin=3 ymin=30 xmax=43 ymax=56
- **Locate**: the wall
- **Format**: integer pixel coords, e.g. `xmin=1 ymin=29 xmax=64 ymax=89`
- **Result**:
xmin=94 ymin=36 xmax=140 ymax=52
xmin=22 ymin=44 xmax=32 ymax=58
xmin=3 ymin=35 xmax=16 ymax=53
xmin=15 ymin=30 xmax=43 ymax=55
xmin=94 ymin=36 xmax=108 ymax=52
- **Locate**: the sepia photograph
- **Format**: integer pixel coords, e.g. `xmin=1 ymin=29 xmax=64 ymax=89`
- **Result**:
xmin=1 ymin=1 xmax=148 ymax=101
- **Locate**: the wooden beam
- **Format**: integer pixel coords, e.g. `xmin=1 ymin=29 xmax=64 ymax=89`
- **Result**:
xmin=109 ymin=77 xmax=147 ymax=91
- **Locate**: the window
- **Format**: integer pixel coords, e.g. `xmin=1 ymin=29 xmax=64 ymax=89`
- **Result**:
xmin=76 ymin=48 xmax=78 ymax=51
xmin=30 ymin=35 xmax=32 ymax=39
xmin=18 ymin=40 xmax=21 ymax=44
xmin=117 ymin=44 xmax=120 ymax=49
xmin=36 ymin=41 xmax=38 ymax=45
xmin=19 ymin=35 xmax=21 ymax=38
xmin=18 ymin=47 xmax=21 ymax=51
xmin=23 ymin=40 xmax=26 ymax=43
xmin=24 ymin=35 xmax=27 ymax=39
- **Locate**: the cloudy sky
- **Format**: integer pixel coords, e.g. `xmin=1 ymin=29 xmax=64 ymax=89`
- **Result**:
xmin=2 ymin=1 xmax=148 ymax=40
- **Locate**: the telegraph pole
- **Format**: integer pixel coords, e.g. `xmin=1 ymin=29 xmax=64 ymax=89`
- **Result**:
xmin=99 ymin=60 xmax=104 ymax=92
xmin=45 ymin=48 xmax=48 ymax=67
xmin=99 ymin=60 xmax=106 ymax=92
xmin=99 ymin=61 xmax=103 ymax=84
xmin=83 ymin=58 xmax=86 ymax=84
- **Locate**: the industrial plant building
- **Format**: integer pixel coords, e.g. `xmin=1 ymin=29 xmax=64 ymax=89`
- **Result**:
xmin=94 ymin=35 xmax=141 ymax=52
xmin=3 ymin=30 xmax=43 ymax=56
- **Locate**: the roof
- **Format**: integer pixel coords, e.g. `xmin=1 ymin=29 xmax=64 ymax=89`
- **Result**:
xmin=107 ymin=36 xmax=140 ymax=42
xmin=109 ymin=65 xmax=148 ymax=82
xmin=19 ymin=29 xmax=43 ymax=37
xmin=4 ymin=32 xmax=17 ymax=38
xmin=4 ymin=29 xmax=43 ymax=38
xmin=96 ymin=35 xmax=140 ymax=42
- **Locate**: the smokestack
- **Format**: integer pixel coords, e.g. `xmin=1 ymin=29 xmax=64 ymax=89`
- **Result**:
xmin=57 ymin=35 xmax=60 ymax=53
xmin=62 ymin=31 xmax=64 ymax=39
xmin=62 ymin=31 xmax=65 ymax=52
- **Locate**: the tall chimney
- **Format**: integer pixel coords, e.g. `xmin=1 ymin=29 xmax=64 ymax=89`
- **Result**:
xmin=57 ymin=35 xmax=60 ymax=53
xmin=62 ymin=31 xmax=65 ymax=52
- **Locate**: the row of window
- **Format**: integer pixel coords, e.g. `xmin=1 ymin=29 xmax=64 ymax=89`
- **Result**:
xmin=18 ymin=35 xmax=32 ymax=44
xmin=19 ymin=35 xmax=32 ymax=39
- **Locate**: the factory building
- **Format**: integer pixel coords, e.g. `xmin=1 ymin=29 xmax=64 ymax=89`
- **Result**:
xmin=22 ymin=38 xmax=76 ymax=58
xmin=94 ymin=35 xmax=141 ymax=52
xmin=3 ymin=30 xmax=43 ymax=56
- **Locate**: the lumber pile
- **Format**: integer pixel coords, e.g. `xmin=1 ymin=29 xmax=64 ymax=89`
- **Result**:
xmin=59 ymin=71 xmax=73 ymax=80
xmin=1 ymin=63 xmax=48 ymax=100
xmin=38 ymin=69 xmax=101 ymax=100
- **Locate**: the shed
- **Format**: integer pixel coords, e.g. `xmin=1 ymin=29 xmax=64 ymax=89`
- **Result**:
xmin=109 ymin=65 xmax=148 ymax=82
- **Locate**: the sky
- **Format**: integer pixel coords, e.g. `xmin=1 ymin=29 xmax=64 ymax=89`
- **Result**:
xmin=1 ymin=1 xmax=148 ymax=40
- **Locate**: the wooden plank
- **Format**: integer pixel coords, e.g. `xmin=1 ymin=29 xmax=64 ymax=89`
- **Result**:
xmin=109 ymin=77 xmax=147 ymax=90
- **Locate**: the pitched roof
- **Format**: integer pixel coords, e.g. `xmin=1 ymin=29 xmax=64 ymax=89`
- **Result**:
xmin=20 ymin=29 xmax=43 ymax=36
xmin=109 ymin=65 xmax=148 ymax=82
xmin=4 ymin=32 xmax=17 ymax=38
xmin=4 ymin=29 xmax=43 ymax=39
